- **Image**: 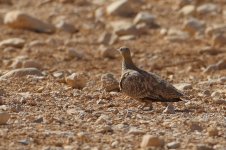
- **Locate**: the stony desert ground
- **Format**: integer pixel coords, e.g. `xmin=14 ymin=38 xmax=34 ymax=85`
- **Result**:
xmin=0 ymin=0 xmax=226 ymax=149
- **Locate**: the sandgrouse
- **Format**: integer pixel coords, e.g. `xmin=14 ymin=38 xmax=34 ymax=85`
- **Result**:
xmin=118 ymin=47 xmax=183 ymax=110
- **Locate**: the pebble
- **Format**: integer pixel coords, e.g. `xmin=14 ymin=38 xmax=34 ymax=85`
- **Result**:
xmin=0 ymin=68 xmax=43 ymax=79
xmin=167 ymin=141 xmax=181 ymax=149
xmin=0 ymin=112 xmax=10 ymax=124
xmin=165 ymin=28 xmax=189 ymax=42
xmin=67 ymin=48 xmax=83 ymax=60
xmin=96 ymin=125 xmax=113 ymax=133
xmin=77 ymin=132 xmax=89 ymax=142
xmin=95 ymin=114 xmax=110 ymax=124
xmin=111 ymin=21 xmax=138 ymax=36
xmin=4 ymin=10 xmax=55 ymax=33
xmin=163 ymin=104 xmax=175 ymax=114
xmin=133 ymin=11 xmax=158 ymax=28
xmin=23 ymin=60 xmax=42 ymax=69
xmin=183 ymin=18 xmax=206 ymax=35
xmin=179 ymin=5 xmax=196 ymax=16
xmin=65 ymin=73 xmax=88 ymax=89
xmin=119 ymin=35 xmax=136 ymax=41
xmin=174 ymin=83 xmax=192 ymax=91
xmin=128 ymin=127 xmax=145 ymax=135
xmin=140 ymin=135 xmax=164 ymax=148
xmin=0 ymin=38 xmax=25 ymax=48
xmin=214 ymin=99 xmax=226 ymax=105
xmin=196 ymin=3 xmax=219 ymax=16
xmin=205 ymin=24 xmax=226 ymax=37
xmin=101 ymin=73 xmax=119 ymax=92
xmin=98 ymin=32 xmax=112 ymax=45
xmin=106 ymin=0 xmax=133 ymax=17
xmin=55 ymin=20 xmax=78 ymax=33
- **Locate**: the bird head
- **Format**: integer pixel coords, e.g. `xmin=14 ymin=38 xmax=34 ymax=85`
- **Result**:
xmin=118 ymin=47 xmax=131 ymax=58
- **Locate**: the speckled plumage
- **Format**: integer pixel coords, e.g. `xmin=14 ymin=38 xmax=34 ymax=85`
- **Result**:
xmin=118 ymin=47 xmax=183 ymax=104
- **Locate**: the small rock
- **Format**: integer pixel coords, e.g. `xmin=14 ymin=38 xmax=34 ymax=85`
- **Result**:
xmin=133 ymin=11 xmax=159 ymax=28
xmin=67 ymin=48 xmax=83 ymax=60
xmin=128 ymin=127 xmax=145 ymax=135
xmin=29 ymin=40 xmax=46 ymax=47
xmin=207 ymin=127 xmax=219 ymax=137
xmin=4 ymin=10 xmax=55 ymax=33
xmin=165 ymin=28 xmax=189 ymax=42
xmin=65 ymin=73 xmax=88 ymax=89
xmin=174 ymin=83 xmax=192 ymax=91
xmin=53 ymin=71 xmax=64 ymax=78
xmin=111 ymin=141 xmax=119 ymax=147
xmin=211 ymin=91 xmax=221 ymax=99
xmin=119 ymin=35 xmax=136 ymax=41
xmin=101 ymin=73 xmax=119 ymax=92
xmin=106 ymin=0 xmax=134 ymax=17
xmin=163 ymin=104 xmax=175 ymax=114
xmin=183 ymin=18 xmax=205 ymax=35
xmin=18 ymin=139 xmax=29 ymax=145
xmin=111 ymin=21 xmax=137 ymax=36
xmin=179 ymin=5 xmax=196 ymax=16
xmin=167 ymin=141 xmax=180 ymax=149
xmin=96 ymin=125 xmax=113 ymax=133
xmin=0 ymin=68 xmax=43 ymax=79
xmin=212 ymin=34 xmax=226 ymax=47
xmin=197 ymin=3 xmax=219 ymax=16
xmin=196 ymin=144 xmax=213 ymax=150
xmin=98 ymin=45 xmax=117 ymax=59
xmin=0 ymin=38 xmax=25 ymax=48
xmin=56 ymin=20 xmax=78 ymax=33
xmin=199 ymin=47 xmax=222 ymax=55
xmin=95 ymin=7 xmax=105 ymax=20
xmin=0 ymin=112 xmax=10 ymax=124
xmin=190 ymin=122 xmax=203 ymax=132
xmin=33 ymin=116 xmax=44 ymax=123
xmin=140 ymin=135 xmax=164 ymax=148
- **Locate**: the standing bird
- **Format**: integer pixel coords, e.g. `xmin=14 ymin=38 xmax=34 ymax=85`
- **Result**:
xmin=118 ymin=47 xmax=183 ymax=111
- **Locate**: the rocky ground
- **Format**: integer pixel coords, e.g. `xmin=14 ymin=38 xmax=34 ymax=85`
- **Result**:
xmin=0 ymin=0 xmax=226 ymax=149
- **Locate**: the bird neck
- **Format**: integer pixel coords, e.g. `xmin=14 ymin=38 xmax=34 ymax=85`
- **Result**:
xmin=122 ymin=56 xmax=137 ymax=70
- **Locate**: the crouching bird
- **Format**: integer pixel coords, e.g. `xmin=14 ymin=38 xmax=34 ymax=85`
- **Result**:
xmin=118 ymin=47 xmax=184 ymax=111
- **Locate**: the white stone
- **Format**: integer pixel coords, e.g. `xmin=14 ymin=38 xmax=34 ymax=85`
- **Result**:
xmin=4 ymin=11 xmax=55 ymax=33
xmin=179 ymin=5 xmax=196 ymax=16
xmin=106 ymin=0 xmax=133 ymax=16
xmin=140 ymin=135 xmax=164 ymax=148
xmin=111 ymin=21 xmax=137 ymax=36
xmin=167 ymin=141 xmax=180 ymax=149
xmin=56 ymin=20 xmax=77 ymax=33
xmin=0 ymin=68 xmax=43 ymax=79
xmin=128 ymin=127 xmax=145 ymax=135
xmin=65 ymin=73 xmax=88 ymax=89
xmin=133 ymin=11 xmax=156 ymax=25
xmin=0 ymin=38 xmax=25 ymax=48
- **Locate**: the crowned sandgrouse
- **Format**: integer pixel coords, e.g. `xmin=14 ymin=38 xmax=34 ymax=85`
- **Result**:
xmin=118 ymin=47 xmax=183 ymax=110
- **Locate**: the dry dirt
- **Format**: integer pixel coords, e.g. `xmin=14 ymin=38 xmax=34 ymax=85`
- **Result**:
xmin=0 ymin=0 xmax=225 ymax=150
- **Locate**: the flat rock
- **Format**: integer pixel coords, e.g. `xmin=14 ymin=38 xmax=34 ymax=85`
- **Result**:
xmin=106 ymin=0 xmax=134 ymax=17
xmin=133 ymin=11 xmax=158 ymax=28
xmin=128 ymin=127 xmax=145 ymax=135
xmin=98 ymin=45 xmax=117 ymax=59
xmin=167 ymin=141 xmax=180 ymax=149
xmin=65 ymin=73 xmax=88 ymax=89
xmin=0 ymin=112 xmax=10 ymax=124
xmin=197 ymin=3 xmax=219 ymax=16
xmin=111 ymin=21 xmax=137 ymax=36
xmin=0 ymin=68 xmax=43 ymax=79
xmin=4 ymin=11 xmax=55 ymax=33
xmin=0 ymin=38 xmax=25 ymax=48
xmin=140 ymin=135 xmax=164 ymax=148
xmin=179 ymin=5 xmax=196 ymax=16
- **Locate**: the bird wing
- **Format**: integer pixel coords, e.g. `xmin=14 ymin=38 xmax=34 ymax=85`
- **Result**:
xmin=120 ymin=69 xmax=183 ymax=102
